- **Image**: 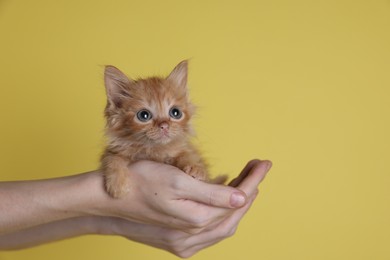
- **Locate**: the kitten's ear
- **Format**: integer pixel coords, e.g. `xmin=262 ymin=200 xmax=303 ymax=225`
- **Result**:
xmin=104 ymin=65 xmax=133 ymax=108
xmin=167 ymin=60 xmax=188 ymax=89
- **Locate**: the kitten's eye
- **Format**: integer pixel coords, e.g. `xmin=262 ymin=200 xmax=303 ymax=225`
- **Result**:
xmin=137 ymin=109 xmax=152 ymax=122
xmin=169 ymin=107 xmax=183 ymax=120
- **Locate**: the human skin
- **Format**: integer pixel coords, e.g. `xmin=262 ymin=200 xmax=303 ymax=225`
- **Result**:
xmin=0 ymin=159 xmax=272 ymax=257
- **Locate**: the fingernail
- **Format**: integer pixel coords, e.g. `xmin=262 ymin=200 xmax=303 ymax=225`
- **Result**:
xmin=230 ymin=192 xmax=246 ymax=208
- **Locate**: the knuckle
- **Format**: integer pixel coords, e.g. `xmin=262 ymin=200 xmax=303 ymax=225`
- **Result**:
xmin=169 ymin=243 xmax=193 ymax=259
xmin=167 ymin=242 xmax=183 ymax=255
xmin=170 ymin=174 xmax=186 ymax=191
xmin=216 ymin=226 xmax=237 ymax=239
xmin=174 ymin=250 xmax=194 ymax=259
xmin=188 ymin=211 xmax=209 ymax=229
xmin=164 ymin=232 xmax=180 ymax=244
xmin=186 ymin=227 xmax=204 ymax=235
xmin=227 ymin=227 xmax=237 ymax=237
xmin=208 ymin=190 xmax=216 ymax=206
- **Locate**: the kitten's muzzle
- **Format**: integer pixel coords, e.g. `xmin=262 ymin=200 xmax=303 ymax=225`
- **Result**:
xmin=159 ymin=122 xmax=169 ymax=130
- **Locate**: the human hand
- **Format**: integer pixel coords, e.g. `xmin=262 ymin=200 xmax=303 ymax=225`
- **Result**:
xmin=0 ymin=159 xmax=270 ymax=253
xmin=96 ymin=160 xmax=253 ymax=233
xmin=102 ymin=159 xmax=271 ymax=258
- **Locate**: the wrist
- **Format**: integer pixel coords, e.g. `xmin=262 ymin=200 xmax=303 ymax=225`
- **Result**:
xmin=88 ymin=216 xmax=135 ymax=237
xmin=72 ymin=171 xmax=130 ymax=221
xmin=68 ymin=171 xmax=113 ymax=217
xmin=41 ymin=170 xmax=113 ymax=222
xmin=83 ymin=216 xmax=117 ymax=236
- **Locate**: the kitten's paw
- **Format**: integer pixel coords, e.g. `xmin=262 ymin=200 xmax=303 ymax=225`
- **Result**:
xmin=104 ymin=174 xmax=130 ymax=199
xmin=183 ymin=165 xmax=208 ymax=181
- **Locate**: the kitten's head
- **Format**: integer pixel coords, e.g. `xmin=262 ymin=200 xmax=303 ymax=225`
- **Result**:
xmin=104 ymin=60 xmax=195 ymax=145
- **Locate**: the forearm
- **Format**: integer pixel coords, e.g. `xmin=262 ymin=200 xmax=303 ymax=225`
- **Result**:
xmin=0 ymin=217 xmax=100 ymax=250
xmin=0 ymin=171 xmax=110 ymax=234
xmin=0 ymin=160 xmax=267 ymax=240
xmin=0 ymin=160 xmax=271 ymax=256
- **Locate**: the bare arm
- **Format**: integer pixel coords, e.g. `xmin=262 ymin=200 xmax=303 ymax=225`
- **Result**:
xmin=0 ymin=172 xmax=101 ymax=234
xmin=0 ymin=217 xmax=97 ymax=250
xmin=0 ymin=160 xmax=271 ymax=257
xmin=0 ymin=160 xmax=256 ymax=235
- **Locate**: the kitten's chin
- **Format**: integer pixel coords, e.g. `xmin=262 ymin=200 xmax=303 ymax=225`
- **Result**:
xmin=152 ymin=135 xmax=173 ymax=145
xmin=146 ymin=131 xmax=177 ymax=145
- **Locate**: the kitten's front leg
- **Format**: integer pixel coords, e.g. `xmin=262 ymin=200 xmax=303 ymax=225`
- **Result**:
xmin=175 ymin=152 xmax=209 ymax=181
xmin=183 ymin=164 xmax=208 ymax=181
xmin=101 ymin=154 xmax=130 ymax=198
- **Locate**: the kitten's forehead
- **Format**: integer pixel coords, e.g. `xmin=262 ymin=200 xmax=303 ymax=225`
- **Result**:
xmin=128 ymin=77 xmax=187 ymax=116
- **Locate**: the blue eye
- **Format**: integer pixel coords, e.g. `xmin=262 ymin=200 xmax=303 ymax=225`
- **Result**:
xmin=169 ymin=107 xmax=182 ymax=119
xmin=137 ymin=109 xmax=152 ymax=122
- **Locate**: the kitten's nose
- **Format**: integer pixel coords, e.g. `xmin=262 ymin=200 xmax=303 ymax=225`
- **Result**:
xmin=159 ymin=122 xmax=169 ymax=130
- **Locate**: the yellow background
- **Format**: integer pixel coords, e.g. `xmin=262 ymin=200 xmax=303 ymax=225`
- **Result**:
xmin=1 ymin=0 xmax=389 ymax=259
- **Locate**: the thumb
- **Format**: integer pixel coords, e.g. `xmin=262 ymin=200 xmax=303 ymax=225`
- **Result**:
xmin=177 ymin=178 xmax=248 ymax=208
xmin=236 ymin=160 xmax=272 ymax=197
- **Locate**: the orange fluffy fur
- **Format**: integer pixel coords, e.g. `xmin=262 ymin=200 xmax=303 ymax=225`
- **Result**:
xmin=101 ymin=61 xmax=210 ymax=198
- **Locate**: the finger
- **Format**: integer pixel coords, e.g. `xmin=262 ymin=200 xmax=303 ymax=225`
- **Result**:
xmin=237 ymin=160 xmax=272 ymax=197
xmin=176 ymin=176 xmax=248 ymax=209
xmin=229 ymin=159 xmax=261 ymax=187
xmin=180 ymin=191 xmax=259 ymax=256
xmin=166 ymin=199 xmax=230 ymax=234
xmin=206 ymin=189 xmax=258 ymax=233
xmin=167 ymin=159 xmax=270 ymax=231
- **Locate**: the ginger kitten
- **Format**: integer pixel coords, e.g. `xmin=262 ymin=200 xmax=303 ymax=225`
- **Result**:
xmin=101 ymin=60 xmax=210 ymax=198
